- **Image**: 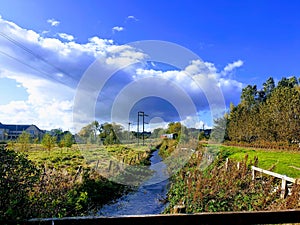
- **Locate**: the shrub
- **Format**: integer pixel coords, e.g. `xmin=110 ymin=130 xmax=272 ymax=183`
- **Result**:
xmin=0 ymin=146 xmax=40 ymax=221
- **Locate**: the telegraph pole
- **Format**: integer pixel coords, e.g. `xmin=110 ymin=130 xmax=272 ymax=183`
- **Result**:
xmin=137 ymin=112 xmax=141 ymax=145
xmin=137 ymin=111 xmax=148 ymax=145
xmin=142 ymin=113 xmax=148 ymax=146
xmin=128 ymin=122 xmax=131 ymax=143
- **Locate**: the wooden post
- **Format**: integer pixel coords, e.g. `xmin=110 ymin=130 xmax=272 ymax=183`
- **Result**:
xmin=173 ymin=204 xmax=186 ymax=214
xmin=252 ymin=168 xmax=255 ymax=180
xmin=108 ymin=160 xmax=112 ymax=171
xmin=237 ymin=162 xmax=240 ymax=170
xmin=95 ymin=160 xmax=99 ymax=170
xmin=281 ymin=176 xmax=287 ymax=199
xmin=225 ymin=158 xmax=228 ymax=171
xmin=73 ymin=166 xmax=82 ymax=183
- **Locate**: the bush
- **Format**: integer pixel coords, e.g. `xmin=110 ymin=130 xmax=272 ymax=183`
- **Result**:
xmin=0 ymin=146 xmax=40 ymax=221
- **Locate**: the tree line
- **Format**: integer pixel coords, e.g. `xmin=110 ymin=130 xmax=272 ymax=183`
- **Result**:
xmin=212 ymin=76 xmax=300 ymax=146
xmin=13 ymin=129 xmax=74 ymax=152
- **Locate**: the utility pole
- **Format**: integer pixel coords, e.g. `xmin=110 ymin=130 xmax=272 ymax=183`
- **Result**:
xmin=142 ymin=113 xmax=148 ymax=146
xmin=137 ymin=112 xmax=141 ymax=145
xmin=128 ymin=122 xmax=131 ymax=143
xmin=137 ymin=111 xmax=148 ymax=146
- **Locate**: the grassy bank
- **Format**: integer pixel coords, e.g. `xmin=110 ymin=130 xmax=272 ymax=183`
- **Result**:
xmin=211 ymin=145 xmax=300 ymax=178
xmin=164 ymin=144 xmax=300 ymax=214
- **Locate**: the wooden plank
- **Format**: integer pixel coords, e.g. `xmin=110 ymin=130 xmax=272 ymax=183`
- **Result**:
xmin=252 ymin=166 xmax=296 ymax=183
xmin=25 ymin=210 xmax=300 ymax=225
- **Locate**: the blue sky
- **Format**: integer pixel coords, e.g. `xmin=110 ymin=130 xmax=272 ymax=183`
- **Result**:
xmin=0 ymin=0 xmax=299 ymax=132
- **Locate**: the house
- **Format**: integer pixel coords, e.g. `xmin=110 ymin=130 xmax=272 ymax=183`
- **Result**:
xmin=160 ymin=133 xmax=178 ymax=139
xmin=0 ymin=123 xmax=44 ymax=141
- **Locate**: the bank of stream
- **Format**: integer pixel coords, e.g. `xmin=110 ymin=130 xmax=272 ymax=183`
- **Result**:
xmin=98 ymin=150 xmax=170 ymax=216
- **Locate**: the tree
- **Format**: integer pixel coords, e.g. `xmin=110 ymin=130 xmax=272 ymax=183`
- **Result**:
xmin=151 ymin=128 xmax=165 ymax=138
xmin=167 ymin=122 xmax=181 ymax=134
xmin=211 ymin=115 xmax=228 ymax=142
xmin=41 ymin=133 xmax=57 ymax=153
xmin=277 ymin=76 xmax=298 ymax=89
xmin=59 ymin=132 xmax=73 ymax=148
xmin=263 ymin=77 xmax=275 ymax=98
xmin=17 ymin=131 xmax=31 ymax=152
xmin=241 ymin=85 xmax=257 ymax=108
xmin=227 ymin=76 xmax=300 ymax=145
xmin=99 ymin=122 xmax=120 ymax=145
xmin=78 ymin=121 xmax=101 ymax=144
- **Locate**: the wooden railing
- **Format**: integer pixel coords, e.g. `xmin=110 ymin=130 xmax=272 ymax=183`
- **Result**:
xmin=24 ymin=210 xmax=300 ymax=225
xmin=252 ymin=166 xmax=299 ymax=198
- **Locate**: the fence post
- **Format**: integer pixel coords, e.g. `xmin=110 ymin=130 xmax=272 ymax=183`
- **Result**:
xmin=225 ymin=158 xmax=228 ymax=171
xmin=108 ymin=160 xmax=112 ymax=172
xmin=281 ymin=175 xmax=287 ymax=199
xmin=252 ymin=168 xmax=255 ymax=180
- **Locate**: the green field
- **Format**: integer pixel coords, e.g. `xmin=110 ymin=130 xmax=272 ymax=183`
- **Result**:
xmin=25 ymin=143 xmax=152 ymax=173
xmin=213 ymin=145 xmax=300 ymax=178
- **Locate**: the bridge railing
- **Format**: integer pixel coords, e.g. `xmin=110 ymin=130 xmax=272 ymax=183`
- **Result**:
xmin=24 ymin=210 xmax=300 ymax=225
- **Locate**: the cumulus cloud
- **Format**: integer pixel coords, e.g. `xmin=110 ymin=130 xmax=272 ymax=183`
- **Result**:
xmin=58 ymin=33 xmax=74 ymax=41
xmin=112 ymin=26 xmax=124 ymax=32
xmin=0 ymin=16 xmax=243 ymax=132
xmin=0 ymin=70 xmax=74 ymax=130
xmin=223 ymin=60 xmax=244 ymax=74
xmin=47 ymin=18 xmax=60 ymax=27
xmin=0 ymin=17 xmax=145 ymax=131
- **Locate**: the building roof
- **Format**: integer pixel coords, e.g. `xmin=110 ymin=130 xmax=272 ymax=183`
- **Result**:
xmin=0 ymin=123 xmax=42 ymax=132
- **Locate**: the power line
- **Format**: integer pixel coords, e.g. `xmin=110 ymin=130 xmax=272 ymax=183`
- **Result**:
xmin=0 ymin=32 xmax=71 ymax=77
xmin=0 ymin=49 xmax=71 ymax=87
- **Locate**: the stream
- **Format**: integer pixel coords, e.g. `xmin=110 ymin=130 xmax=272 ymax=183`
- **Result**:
xmin=98 ymin=150 xmax=170 ymax=216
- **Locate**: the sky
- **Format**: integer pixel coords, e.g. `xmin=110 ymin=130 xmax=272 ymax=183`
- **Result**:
xmin=0 ymin=0 xmax=300 ymax=132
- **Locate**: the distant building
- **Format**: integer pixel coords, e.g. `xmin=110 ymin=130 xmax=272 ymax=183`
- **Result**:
xmin=0 ymin=123 xmax=44 ymax=141
xmin=160 ymin=133 xmax=178 ymax=139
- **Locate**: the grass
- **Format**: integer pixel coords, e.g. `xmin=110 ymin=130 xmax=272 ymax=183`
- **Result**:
xmin=23 ymin=143 xmax=153 ymax=175
xmin=213 ymin=145 xmax=300 ymax=178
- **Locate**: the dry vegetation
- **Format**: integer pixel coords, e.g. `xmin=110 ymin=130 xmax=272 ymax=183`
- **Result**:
xmin=163 ymin=144 xmax=300 ymax=214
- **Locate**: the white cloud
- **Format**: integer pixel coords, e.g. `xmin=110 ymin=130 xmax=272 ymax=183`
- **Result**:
xmin=112 ymin=26 xmax=124 ymax=32
xmin=223 ymin=60 xmax=244 ymax=74
xmin=127 ymin=15 xmax=138 ymax=21
xmin=0 ymin=16 xmax=244 ymax=132
xmin=0 ymin=69 xmax=74 ymax=130
xmin=47 ymin=18 xmax=60 ymax=27
xmin=58 ymin=33 xmax=74 ymax=41
xmin=0 ymin=17 xmax=147 ymax=131
xmin=181 ymin=116 xmax=206 ymax=129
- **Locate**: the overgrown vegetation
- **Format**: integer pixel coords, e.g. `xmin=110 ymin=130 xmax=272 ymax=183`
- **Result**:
xmin=0 ymin=142 xmax=152 ymax=222
xmin=0 ymin=146 xmax=40 ymax=221
xmin=164 ymin=145 xmax=300 ymax=213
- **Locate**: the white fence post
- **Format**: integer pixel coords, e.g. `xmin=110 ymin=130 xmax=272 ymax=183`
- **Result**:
xmin=281 ymin=175 xmax=287 ymax=199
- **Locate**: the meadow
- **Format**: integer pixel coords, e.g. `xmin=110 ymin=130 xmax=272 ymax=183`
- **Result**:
xmin=25 ymin=143 xmax=152 ymax=174
xmin=214 ymin=145 xmax=300 ymax=178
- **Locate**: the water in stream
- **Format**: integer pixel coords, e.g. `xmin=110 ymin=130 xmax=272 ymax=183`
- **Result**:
xmin=98 ymin=150 xmax=170 ymax=216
